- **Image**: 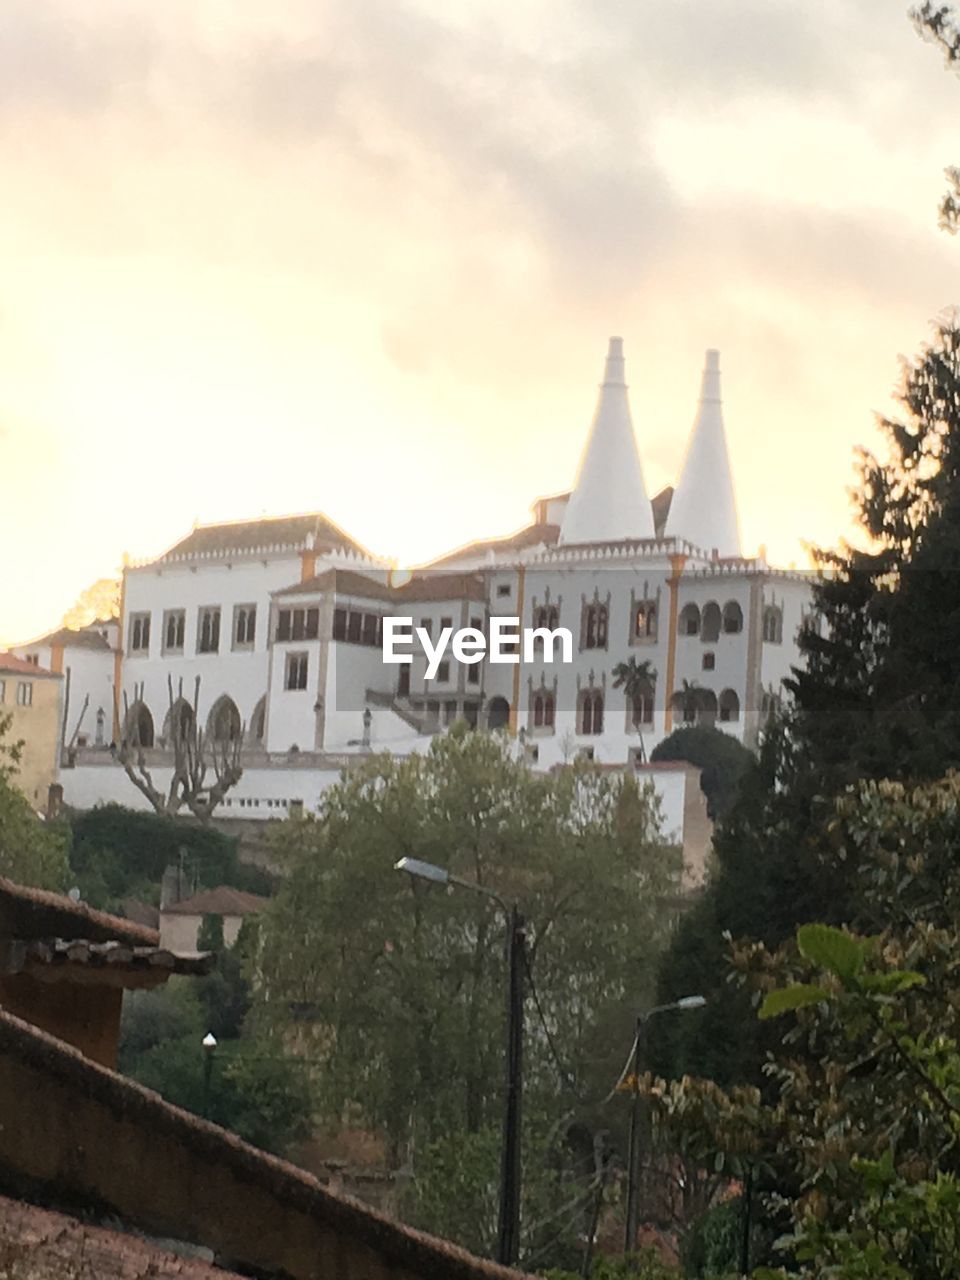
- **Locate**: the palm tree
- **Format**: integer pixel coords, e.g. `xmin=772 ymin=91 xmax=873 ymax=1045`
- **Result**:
xmin=672 ymin=679 xmax=715 ymax=728
xmin=612 ymin=658 xmax=657 ymax=762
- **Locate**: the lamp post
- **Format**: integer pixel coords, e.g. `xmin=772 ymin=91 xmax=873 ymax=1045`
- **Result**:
xmin=623 ymin=996 xmax=705 ymax=1254
xmin=202 ymin=1031 xmax=217 ymax=1118
xmin=395 ymin=857 xmax=525 ymax=1268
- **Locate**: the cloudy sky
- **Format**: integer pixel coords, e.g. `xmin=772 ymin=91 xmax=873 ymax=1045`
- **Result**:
xmin=1 ymin=0 xmax=957 ymax=644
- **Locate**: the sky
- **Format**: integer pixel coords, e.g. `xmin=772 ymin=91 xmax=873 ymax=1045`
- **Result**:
xmin=1 ymin=0 xmax=958 ymax=645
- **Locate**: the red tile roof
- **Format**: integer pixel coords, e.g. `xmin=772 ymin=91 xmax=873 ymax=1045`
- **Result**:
xmin=0 ymin=876 xmax=158 ymax=946
xmin=0 ymin=652 xmax=59 ymax=678
xmin=277 ymin=567 xmax=488 ymax=604
xmin=155 ymin=512 xmax=373 ymax=561
xmin=21 ymin=626 xmax=112 ymax=652
xmin=162 ymin=885 xmax=269 ymax=917
xmin=0 ymin=1192 xmax=249 ymax=1278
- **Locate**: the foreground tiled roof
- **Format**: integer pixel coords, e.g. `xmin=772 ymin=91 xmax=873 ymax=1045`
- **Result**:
xmin=0 ymin=652 xmax=60 ymax=678
xmin=0 ymin=937 xmax=213 ymax=982
xmin=0 ymin=877 xmax=158 ymax=947
xmin=162 ymin=885 xmax=269 ymax=917
xmin=0 ymin=1009 xmax=533 ymax=1280
xmin=0 ymin=1193 xmax=248 ymax=1279
xmin=155 ymin=512 xmax=371 ymax=561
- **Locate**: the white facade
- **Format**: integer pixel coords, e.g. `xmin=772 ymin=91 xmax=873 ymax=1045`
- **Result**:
xmin=19 ymin=337 xmax=813 ymax=872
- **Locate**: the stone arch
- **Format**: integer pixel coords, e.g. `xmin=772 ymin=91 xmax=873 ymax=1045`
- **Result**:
xmin=124 ymin=700 xmax=154 ymax=749
xmin=719 ymin=688 xmax=740 ymax=722
xmin=208 ymin=695 xmax=243 ymax=743
xmin=722 ymin=601 xmax=743 ymax=634
xmin=249 ymin=695 xmax=267 ymax=745
xmin=678 ymin=603 xmax=701 ymax=637
xmin=164 ymin=698 xmax=195 ymax=744
xmin=486 ymin=696 xmax=510 ymax=730
xmin=701 ymin=601 xmax=721 ymax=643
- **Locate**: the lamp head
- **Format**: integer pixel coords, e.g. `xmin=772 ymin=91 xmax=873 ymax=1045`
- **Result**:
xmin=675 ymin=995 xmax=706 ymax=1011
xmin=202 ymin=1032 xmax=218 ymax=1050
xmin=394 ymin=857 xmax=450 ymax=885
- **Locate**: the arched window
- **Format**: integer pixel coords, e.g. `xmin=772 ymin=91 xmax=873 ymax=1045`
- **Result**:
xmin=487 ymin=696 xmax=510 ymax=730
xmin=582 ymin=604 xmax=608 ymax=650
xmin=633 ymin=601 xmax=657 ymax=640
xmin=250 ymin=696 xmax=267 ymax=744
xmin=533 ymin=604 xmax=560 ymax=631
xmin=164 ymin=699 xmax=195 ymax=744
xmin=722 ymin=601 xmax=743 ymax=634
xmin=532 ymin=691 xmax=556 ymax=729
xmin=762 ymin=605 xmax=783 ymax=644
xmin=631 ymin=689 xmax=654 ymax=727
xmin=208 ymin=696 xmax=243 ymax=743
xmin=678 ymin=603 xmax=701 ymax=637
xmin=701 ymin=602 xmax=721 ymax=643
xmin=718 ymin=689 xmax=740 ymax=722
xmin=579 ymin=690 xmax=604 ymax=735
xmin=125 ymin=702 xmax=154 ymax=749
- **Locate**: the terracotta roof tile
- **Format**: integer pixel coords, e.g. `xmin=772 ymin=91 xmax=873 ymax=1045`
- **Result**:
xmin=162 ymin=885 xmax=269 ymax=917
xmin=0 ymin=1193 xmax=248 ymax=1278
xmin=22 ymin=626 xmax=112 ymax=652
xmin=276 ymin=568 xmax=488 ymax=604
xmin=156 ymin=513 xmax=372 ymax=561
xmin=0 ymin=877 xmax=158 ymax=947
xmin=0 ymin=652 xmax=60 ymax=678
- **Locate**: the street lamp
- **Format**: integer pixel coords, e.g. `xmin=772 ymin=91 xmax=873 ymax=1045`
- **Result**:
xmin=624 ymin=996 xmax=706 ymax=1253
xmin=395 ymin=856 xmax=525 ymax=1268
xmin=202 ymin=1031 xmax=217 ymax=1118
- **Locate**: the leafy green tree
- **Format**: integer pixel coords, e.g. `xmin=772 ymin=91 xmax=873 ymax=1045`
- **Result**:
xmin=129 ymin=1031 xmax=312 ymax=1155
xmin=650 ymin=725 xmax=753 ymax=821
xmin=67 ymin=803 xmax=272 ymax=910
xmin=652 ymin=322 xmax=960 ymax=1089
xmin=0 ymin=712 xmax=70 ymax=890
xmin=254 ymin=728 xmax=680 ymax=1261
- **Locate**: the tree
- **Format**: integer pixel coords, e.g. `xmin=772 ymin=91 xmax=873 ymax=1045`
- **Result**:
xmin=650 ymin=725 xmax=753 ymax=821
xmin=60 ymin=577 xmax=121 ymax=630
xmin=913 ymin=3 xmax=960 ymax=232
xmin=0 ymin=713 xmax=70 ymax=890
xmin=670 ymin=681 xmax=715 ymax=729
xmin=651 ymin=322 xmax=960 ymax=1089
xmin=116 ymin=675 xmax=243 ymax=823
xmin=612 ymin=658 xmax=657 ymax=762
xmin=67 ymin=803 xmax=269 ymax=911
xmin=253 ymin=728 xmax=681 ymax=1263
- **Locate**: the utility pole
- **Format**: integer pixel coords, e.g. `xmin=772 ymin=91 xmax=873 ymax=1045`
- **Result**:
xmin=624 ymin=1016 xmax=645 ymax=1252
xmin=496 ymin=904 xmax=525 ymax=1268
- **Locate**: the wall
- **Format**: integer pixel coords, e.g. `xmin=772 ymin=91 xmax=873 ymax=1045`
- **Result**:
xmin=0 ymin=671 xmax=62 ymax=808
xmin=0 ymin=1010 xmax=530 ymax=1280
xmin=159 ymin=911 xmax=246 ymax=953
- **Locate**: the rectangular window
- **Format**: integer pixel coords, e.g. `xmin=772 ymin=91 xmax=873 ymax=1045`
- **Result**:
xmin=346 ymin=611 xmax=361 ymax=644
xmin=233 ymin=604 xmax=256 ymax=648
xmin=435 ymin=661 xmax=450 ymax=683
xmin=285 ymin=652 xmax=309 ymax=691
xmin=332 ymin=607 xmax=346 ymax=641
xmin=496 ymin=583 xmax=511 ymax=598
xmin=467 ymin=664 xmax=480 ymax=686
xmin=276 ymin=606 xmax=320 ymax=643
xmin=16 ymin=682 xmax=32 ymax=707
xmin=444 ymin=700 xmax=458 ymax=725
xmin=163 ymin=610 xmax=185 ymax=653
xmin=27 ymin=654 xmax=39 ymax=666
xmin=197 ymin=607 xmax=221 ymax=654
xmin=128 ymin=612 xmax=151 ymax=654
xmin=0 ymin=680 xmax=5 ymax=703
xmin=361 ymin=613 xmax=379 ymax=647
xmin=420 ymin=617 xmax=432 ymax=638
xmin=440 ymin=616 xmax=453 ymax=631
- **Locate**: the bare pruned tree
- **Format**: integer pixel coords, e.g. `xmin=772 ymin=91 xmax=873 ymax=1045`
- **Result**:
xmin=115 ymin=675 xmax=244 ymax=823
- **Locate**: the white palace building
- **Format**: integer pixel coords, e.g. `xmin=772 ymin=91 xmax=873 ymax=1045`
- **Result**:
xmin=15 ymin=339 xmax=813 ymax=867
